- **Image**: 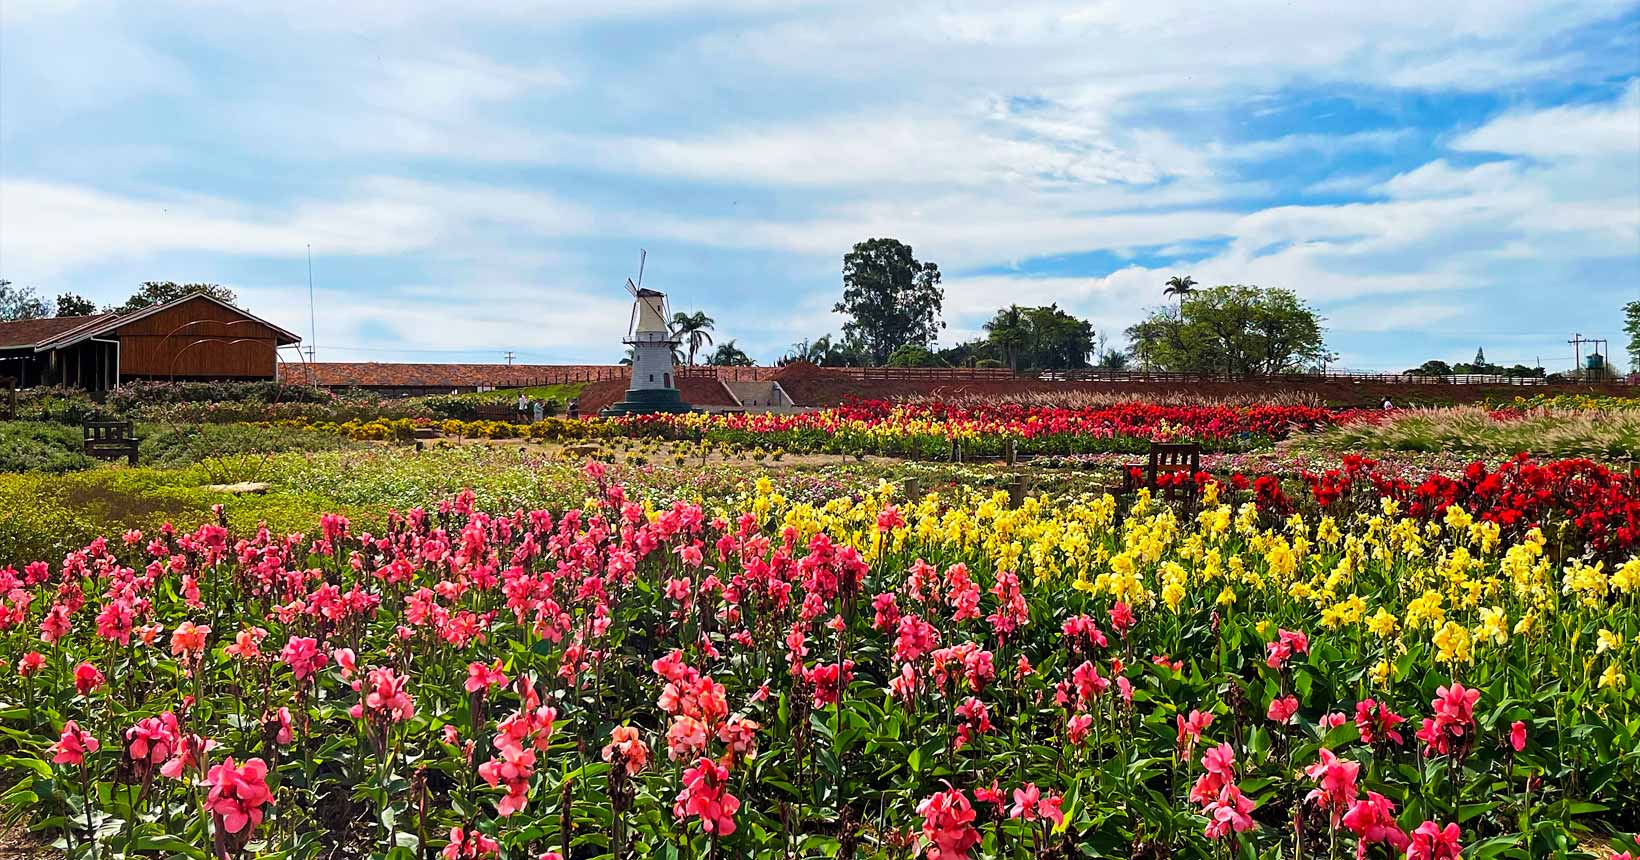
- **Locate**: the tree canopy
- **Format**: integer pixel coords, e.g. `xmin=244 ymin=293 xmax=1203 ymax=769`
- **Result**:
xmin=981 ymin=304 xmax=1095 ymax=370
xmin=54 ymin=293 xmax=97 ymax=317
xmin=707 ymin=340 xmax=754 ymax=366
xmin=886 ymin=344 xmax=943 ymax=367
xmin=1626 ymin=300 xmax=1640 ymax=374
xmin=834 ymin=238 xmax=943 ymax=365
xmin=109 ymin=282 xmax=238 ymax=315
xmin=1125 ymin=284 xmax=1328 ymax=375
xmin=669 ymin=311 xmax=715 ymax=366
xmin=0 ymin=281 xmax=51 ymax=321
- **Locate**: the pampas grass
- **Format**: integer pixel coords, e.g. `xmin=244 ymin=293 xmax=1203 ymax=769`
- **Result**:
xmin=1287 ymin=406 xmax=1640 ymax=460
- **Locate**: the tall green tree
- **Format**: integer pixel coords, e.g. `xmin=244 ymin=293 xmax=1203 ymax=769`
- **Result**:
xmin=1626 ymin=300 xmax=1640 ymax=374
xmin=982 ymin=305 xmax=1031 ymax=371
xmin=1163 ymin=274 xmax=1198 ymax=313
xmin=669 ymin=311 xmax=716 ymax=366
xmin=54 ymin=293 xmax=97 ymax=316
xmin=1125 ymin=284 xmax=1327 ymax=375
xmin=708 ymin=340 xmax=754 ymax=366
xmin=835 ymin=238 xmax=944 ymax=365
xmin=784 ymin=334 xmax=862 ymax=367
xmin=0 ymin=281 xmax=51 ymax=321
xmin=109 ymin=282 xmax=238 ymax=315
xmin=1022 ymin=304 xmax=1096 ymax=369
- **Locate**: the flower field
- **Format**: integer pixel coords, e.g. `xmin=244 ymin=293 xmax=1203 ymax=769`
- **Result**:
xmin=0 ymin=455 xmax=1637 ymax=860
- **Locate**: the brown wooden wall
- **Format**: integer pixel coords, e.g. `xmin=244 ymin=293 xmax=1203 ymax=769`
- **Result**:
xmin=112 ymin=297 xmax=285 ymax=378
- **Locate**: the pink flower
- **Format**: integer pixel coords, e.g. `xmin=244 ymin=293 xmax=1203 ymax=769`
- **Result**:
xmin=442 ymin=826 xmax=500 ymax=860
xmin=73 ymin=661 xmax=105 ymax=696
xmin=478 ymin=743 xmax=536 ymax=817
xmin=1354 ymin=699 xmax=1406 ymax=747
xmin=16 ymin=651 xmax=44 ymax=677
xmin=169 ymin=621 xmax=210 ymax=661
xmin=51 ymin=721 xmax=99 ymax=766
xmin=916 ymin=785 xmax=980 ymax=859
xmin=125 ymin=713 xmax=181 ymax=773
xmin=1302 ymin=748 xmax=1361 ymax=825
xmin=465 ymin=660 xmax=509 ymax=694
xmin=1405 ymin=821 xmax=1462 ymax=860
xmin=1416 ymin=684 xmax=1480 ymax=757
xmin=1203 ymin=784 xmax=1258 ymax=840
xmin=1265 ymin=628 xmax=1310 ymax=669
xmin=601 ymin=725 xmax=651 ymax=776
xmin=333 ymin=647 xmax=357 ymax=679
xmin=280 ymin=636 xmax=327 ymax=683
xmin=674 ymin=757 xmax=740 ymax=836
xmin=1176 ymin=709 xmax=1214 ymax=754
xmin=205 ymin=756 xmax=274 ymax=836
xmin=352 ymin=667 xmax=415 ymax=723
xmin=1009 ymin=783 xmax=1064 ymax=827
xmin=1267 ymin=695 xmax=1299 ymax=724
xmin=1066 ymin=713 xmax=1092 ymax=746
xmin=1341 ymin=792 xmax=1408 ymax=855
xmin=1510 ymin=720 xmax=1527 ymax=752
xmin=1108 ymin=601 xmax=1135 ymax=635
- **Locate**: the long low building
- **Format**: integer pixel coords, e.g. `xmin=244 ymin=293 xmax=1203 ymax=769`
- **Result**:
xmin=0 ymin=293 xmax=301 ymax=390
xmin=279 ymin=362 xmax=629 ymax=396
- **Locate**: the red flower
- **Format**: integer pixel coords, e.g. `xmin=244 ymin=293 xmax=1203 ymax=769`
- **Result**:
xmin=51 ymin=721 xmax=99 ymax=766
xmin=674 ymin=757 xmax=740 ymax=836
xmin=205 ymin=756 xmax=274 ymax=836
xmin=1267 ymin=695 xmax=1299 ymax=724
xmin=280 ymin=636 xmax=328 ymax=683
xmin=1302 ymin=748 xmax=1360 ymax=826
xmin=1405 ymin=821 xmax=1462 ymax=860
xmin=73 ymin=661 xmax=105 ymax=696
xmin=1009 ymin=783 xmax=1064 ymax=827
xmin=1354 ymin=699 xmax=1406 ymax=747
xmin=916 ymin=784 xmax=980 ymax=859
xmin=601 ymin=726 xmax=650 ymax=776
xmin=1341 ymin=792 xmax=1408 ymax=855
xmin=1510 ymin=720 xmax=1527 ymax=752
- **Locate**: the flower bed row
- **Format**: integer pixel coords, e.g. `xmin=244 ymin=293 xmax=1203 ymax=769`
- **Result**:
xmin=0 ymin=456 xmax=1635 ymax=858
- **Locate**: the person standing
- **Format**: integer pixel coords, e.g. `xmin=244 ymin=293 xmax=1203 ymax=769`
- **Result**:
xmin=517 ymin=391 xmax=530 ymax=421
xmin=531 ymin=398 xmax=544 ymax=423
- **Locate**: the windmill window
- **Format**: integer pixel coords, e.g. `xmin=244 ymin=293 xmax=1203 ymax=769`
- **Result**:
xmin=649 ymin=374 xmax=655 ymax=383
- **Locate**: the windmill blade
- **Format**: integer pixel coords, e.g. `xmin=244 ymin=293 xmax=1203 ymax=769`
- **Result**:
xmin=625 ymin=278 xmax=639 ymax=297
xmin=636 ymin=249 xmax=647 ymax=290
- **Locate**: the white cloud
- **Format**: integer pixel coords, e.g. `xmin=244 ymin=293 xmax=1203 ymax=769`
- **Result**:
xmin=1452 ymin=79 xmax=1640 ymax=158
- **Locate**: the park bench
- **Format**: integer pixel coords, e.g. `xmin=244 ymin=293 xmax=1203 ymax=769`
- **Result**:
xmin=1118 ymin=442 xmax=1202 ymax=505
xmin=83 ymin=420 xmax=139 ymax=466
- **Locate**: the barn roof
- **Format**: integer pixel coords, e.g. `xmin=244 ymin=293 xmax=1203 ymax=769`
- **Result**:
xmin=0 ymin=314 xmax=117 ymax=350
xmin=35 ymin=293 xmax=302 ymax=350
xmin=282 ymin=362 xmax=624 ymax=388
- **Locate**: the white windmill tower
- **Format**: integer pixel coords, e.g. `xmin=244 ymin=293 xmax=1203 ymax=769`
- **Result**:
xmin=602 ymin=250 xmax=693 ymax=415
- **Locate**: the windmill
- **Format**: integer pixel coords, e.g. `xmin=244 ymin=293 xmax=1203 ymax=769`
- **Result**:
xmin=602 ymin=250 xmax=693 ymax=415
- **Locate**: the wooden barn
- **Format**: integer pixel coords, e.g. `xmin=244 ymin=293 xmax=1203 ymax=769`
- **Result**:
xmin=0 ymin=293 xmax=301 ymax=391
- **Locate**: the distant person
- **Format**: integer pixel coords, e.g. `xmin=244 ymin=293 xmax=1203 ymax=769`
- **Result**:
xmin=1382 ymin=398 xmax=1393 ymax=410
xmin=516 ymin=392 xmax=529 ymax=420
xmin=567 ymin=398 xmax=580 ymax=419
xmin=531 ymin=399 xmax=544 ymax=423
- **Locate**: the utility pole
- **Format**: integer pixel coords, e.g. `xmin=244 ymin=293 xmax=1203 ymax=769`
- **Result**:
xmin=1570 ymin=334 xmax=1583 ymax=380
xmin=503 ymin=351 xmax=516 ymax=367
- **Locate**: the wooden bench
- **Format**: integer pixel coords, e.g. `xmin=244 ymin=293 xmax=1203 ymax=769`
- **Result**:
xmin=1118 ymin=442 xmax=1202 ymax=504
xmin=84 ymin=420 xmax=139 ymax=466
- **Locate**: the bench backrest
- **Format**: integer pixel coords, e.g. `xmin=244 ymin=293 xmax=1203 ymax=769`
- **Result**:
xmin=1147 ymin=442 xmax=1201 ymax=500
xmin=84 ymin=421 xmax=134 ymax=443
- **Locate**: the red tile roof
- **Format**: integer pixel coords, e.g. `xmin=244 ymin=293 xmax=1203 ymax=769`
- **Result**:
xmin=280 ymin=362 xmax=629 ymax=388
xmin=0 ymin=314 xmax=115 ymax=349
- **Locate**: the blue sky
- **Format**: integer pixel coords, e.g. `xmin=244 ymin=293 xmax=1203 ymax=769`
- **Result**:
xmin=2 ymin=1 xmax=1637 ymax=371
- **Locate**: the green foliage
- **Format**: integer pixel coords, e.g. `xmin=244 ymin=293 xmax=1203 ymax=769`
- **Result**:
xmin=13 ymin=386 xmax=107 ymax=424
xmin=982 ymin=304 xmax=1096 ymax=370
xmin=0 ymin=421 xmax=96 ymax=473
xmin=139 ymin=422 xmax=352 ymax=470
xmin=1626 ymin=300 xmax=1640 ymax=374
xmin=1126 ymin=284 xmax=1328 ymax=375
xmin=106 ymin=281 xmax=239 ymax=315
xmin=785 ymin=334 xmax=863 ymax=367
xmin=670 ymin=310 xmax=716 ymax=366
xmin=707 ymin=339 xmax=755 ymax=366
xmin=885 ymin=344 xmax=944 ymax=367
xmin=0 ymin=280 xmax=51 ymax=321
xmin=835 ymin=238 xmax=944 ymax=365
xmin=107 ymin=380 xmax=333 ymax=412
xmin=53 ymin=292 xmax=97 ymax=316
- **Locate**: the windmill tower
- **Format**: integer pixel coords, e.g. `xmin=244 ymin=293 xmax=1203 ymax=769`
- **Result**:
xmin=601 ymin=251 xmax=693 ymax=415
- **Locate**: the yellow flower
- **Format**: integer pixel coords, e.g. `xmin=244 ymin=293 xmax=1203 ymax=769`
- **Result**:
xmin=1367 ymin=607 xmax=1398 ymax=638
xmin=1600 ymin=661 xmax=1627 ymax=690
xmin=1369 ymin=659 xmax=1392 ymax=687
xmin=1476 ymin=606 xmax=1508 ymax=646
xmin=1597 ymin=629 xmax=1623 ymax=655
xmin=1614 ymin=558 xmax=1639 ymax=593
xmin=1432 ymin=621 xmax=1473 ymax=665
xmin=1215 ymin=586 xmax=1237 ymax=606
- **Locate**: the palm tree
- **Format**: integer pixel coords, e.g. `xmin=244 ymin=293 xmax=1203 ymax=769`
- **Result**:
xmin=670 ymin=311 xmax=716 ymax=366
xmin=983 ymin=305 xmax=1032 ymax=371
xmin=709 ymin=340 xmax=754 ymax=366
xmin=1163 ymin=275 xmax=1198 ymax=314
